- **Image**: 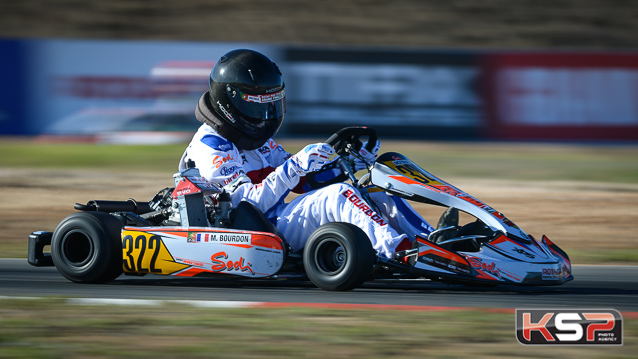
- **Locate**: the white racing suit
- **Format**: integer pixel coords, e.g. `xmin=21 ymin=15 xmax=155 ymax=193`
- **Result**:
xmin=179 ymin=124 xmax=433 ymax=258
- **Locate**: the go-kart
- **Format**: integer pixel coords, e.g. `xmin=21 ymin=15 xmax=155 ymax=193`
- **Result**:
xmin=28 ymin=127 xmax=573 ymax=291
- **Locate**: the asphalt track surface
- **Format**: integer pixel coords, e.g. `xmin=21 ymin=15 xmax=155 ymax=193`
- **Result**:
xmin=1 ymin=259 xmax=637 ymax=312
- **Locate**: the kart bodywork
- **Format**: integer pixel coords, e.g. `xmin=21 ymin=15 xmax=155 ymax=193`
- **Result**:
xmin=28 ymin=127 xmax=572 ymax=290
xmin=371 ymin=152 xmax=572 ymax=286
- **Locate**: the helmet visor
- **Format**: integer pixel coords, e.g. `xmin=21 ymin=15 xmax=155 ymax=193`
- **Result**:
xmin=227 ymin=86 xmax=286 ymax=122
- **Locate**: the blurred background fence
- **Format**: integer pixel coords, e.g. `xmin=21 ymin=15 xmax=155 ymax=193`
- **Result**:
xmin=1 ymin=0 xmax=637 ymax=142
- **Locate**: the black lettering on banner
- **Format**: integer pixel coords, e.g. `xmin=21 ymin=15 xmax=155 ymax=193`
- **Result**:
xmin=122 ymin=234 xmax=162 ymax=273
xmin=516 ymin=309 xmax=623 ymax=345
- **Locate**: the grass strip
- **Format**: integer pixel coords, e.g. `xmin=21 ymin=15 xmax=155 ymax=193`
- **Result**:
xmin=0 ymin=298 xmax=636 ymax=358
xmin=1 ymin=139 xmax=637 ymax=183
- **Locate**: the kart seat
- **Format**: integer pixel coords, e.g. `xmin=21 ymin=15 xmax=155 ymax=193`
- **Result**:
xmin=230 ymin=201 xmax=286 ymax=243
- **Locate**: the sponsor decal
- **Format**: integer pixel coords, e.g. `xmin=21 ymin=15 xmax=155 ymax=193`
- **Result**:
xmin=258 ymin=145 xmax=271 ymax=155
xmin=499 ymin=269 xmax=524 ymax=282
xmin=188 ymin=232 xmax=252 ymax=244
xmin=516 ymin=309 xmax=623 ymax=345
xmin=341 ymin=188 xmax=387 ymax=226
xmin=217 ymin=101 xmax=235 ymax=122
xmin=392 ymin=162 xmax=440 ymax=186
xmin=201 ymin=134 xmax=234 ymax=152
xmin=211 ymin=251 xmax=254 ymax=275
xmin=437 ymin=185 xmax=463 ymax=197
xmin=173 ymin=178 xmax=202 ymax=198
xmin=212 ymin=153 xmax=235 ymax=169
xmin=282 ymin=160 xmax=300 ymax=182
xmin=240 ymin=88 xmax=285 ymax=103
xmin=266 ymin=171 xmax=277 ymax=184
xmin=256 ymin=140 xmax=280 ymax=155
xmin=122 ymin=231 xmax=189 ymax=275
xmin=416 ymin=239 xmax=471 ymax=274
xmin=228 ymin=178 xmax=251 ymax=192
xmin=218 ymin=143 xmax=233 ymax=151
xmin=513 ymin=247 xmax=536 ymax=259
xmin=223 ymin=171 xmax=243 ymax=186
xmin=541 ymin=267 xmax=561 ymax=280
xmin=265 ymin=85 xmax=283 ymax=93
xmin=468 ymin=256 xmax=501 ymax=278
xmin=219 ymin=165 xmax=241 ymax=177
xmin=392 ymin=160 xmax=411 ymax=166
xmin=175 ymin=257 xmax=205 ymax=267
xmin=388 ymin=165 xmax=521 ymax=231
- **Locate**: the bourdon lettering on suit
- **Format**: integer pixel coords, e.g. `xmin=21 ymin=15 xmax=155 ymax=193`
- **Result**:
xmin=341 ymin=189 xmax=387 ymax=226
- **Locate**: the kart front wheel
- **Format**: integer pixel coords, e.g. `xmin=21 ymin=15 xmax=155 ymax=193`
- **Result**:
xmin=51 ymin=212 xmax=123 ymax=283
xmin=303 ymin=222 xmax=376 ymax=291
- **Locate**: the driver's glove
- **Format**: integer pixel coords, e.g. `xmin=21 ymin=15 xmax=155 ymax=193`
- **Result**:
xmin=349 ymin=140 xmax=380 ymax=171
xmin=273 ymin=143 xmax=335 ymax=192
xmin=289 ymin=143 xmax=335 ymax=176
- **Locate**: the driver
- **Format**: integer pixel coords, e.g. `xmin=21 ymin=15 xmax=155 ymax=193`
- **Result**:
xmin=179 ymin=49 xmax=433 ymax=260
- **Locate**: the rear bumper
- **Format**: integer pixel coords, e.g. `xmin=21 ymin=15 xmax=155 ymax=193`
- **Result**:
xmin=27 ymin=231 xmax=54 ymax=267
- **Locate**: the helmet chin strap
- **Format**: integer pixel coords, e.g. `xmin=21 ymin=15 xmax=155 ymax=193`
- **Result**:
xmin=195 ymin=92 xmax=267 ymax=151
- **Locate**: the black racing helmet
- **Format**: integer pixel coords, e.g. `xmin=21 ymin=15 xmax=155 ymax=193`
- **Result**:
xmin=208 ymin=49 xmax=286 ymax=150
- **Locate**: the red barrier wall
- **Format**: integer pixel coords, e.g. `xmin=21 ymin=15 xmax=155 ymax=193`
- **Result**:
xmin=483 ymin=52 xmax=638 ymax=141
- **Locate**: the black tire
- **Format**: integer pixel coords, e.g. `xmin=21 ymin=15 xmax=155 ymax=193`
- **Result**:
xmin=303 ymin=222 xmax=376 ymax=291
xmin=50 ymin=212 xmax=123 ymax=283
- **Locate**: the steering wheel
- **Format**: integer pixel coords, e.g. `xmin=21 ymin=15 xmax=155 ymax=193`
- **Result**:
xmin=306 ymin=126 xmax=378 ymax=189
xmin=325 ymin=126 xmax=378 ymax=157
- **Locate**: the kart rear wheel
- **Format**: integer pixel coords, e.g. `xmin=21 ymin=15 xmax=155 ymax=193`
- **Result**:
xmin=51 ymin=212 xmax=123 ymax=283
xmin=303 ymin=222 xmax=376 ymax=291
